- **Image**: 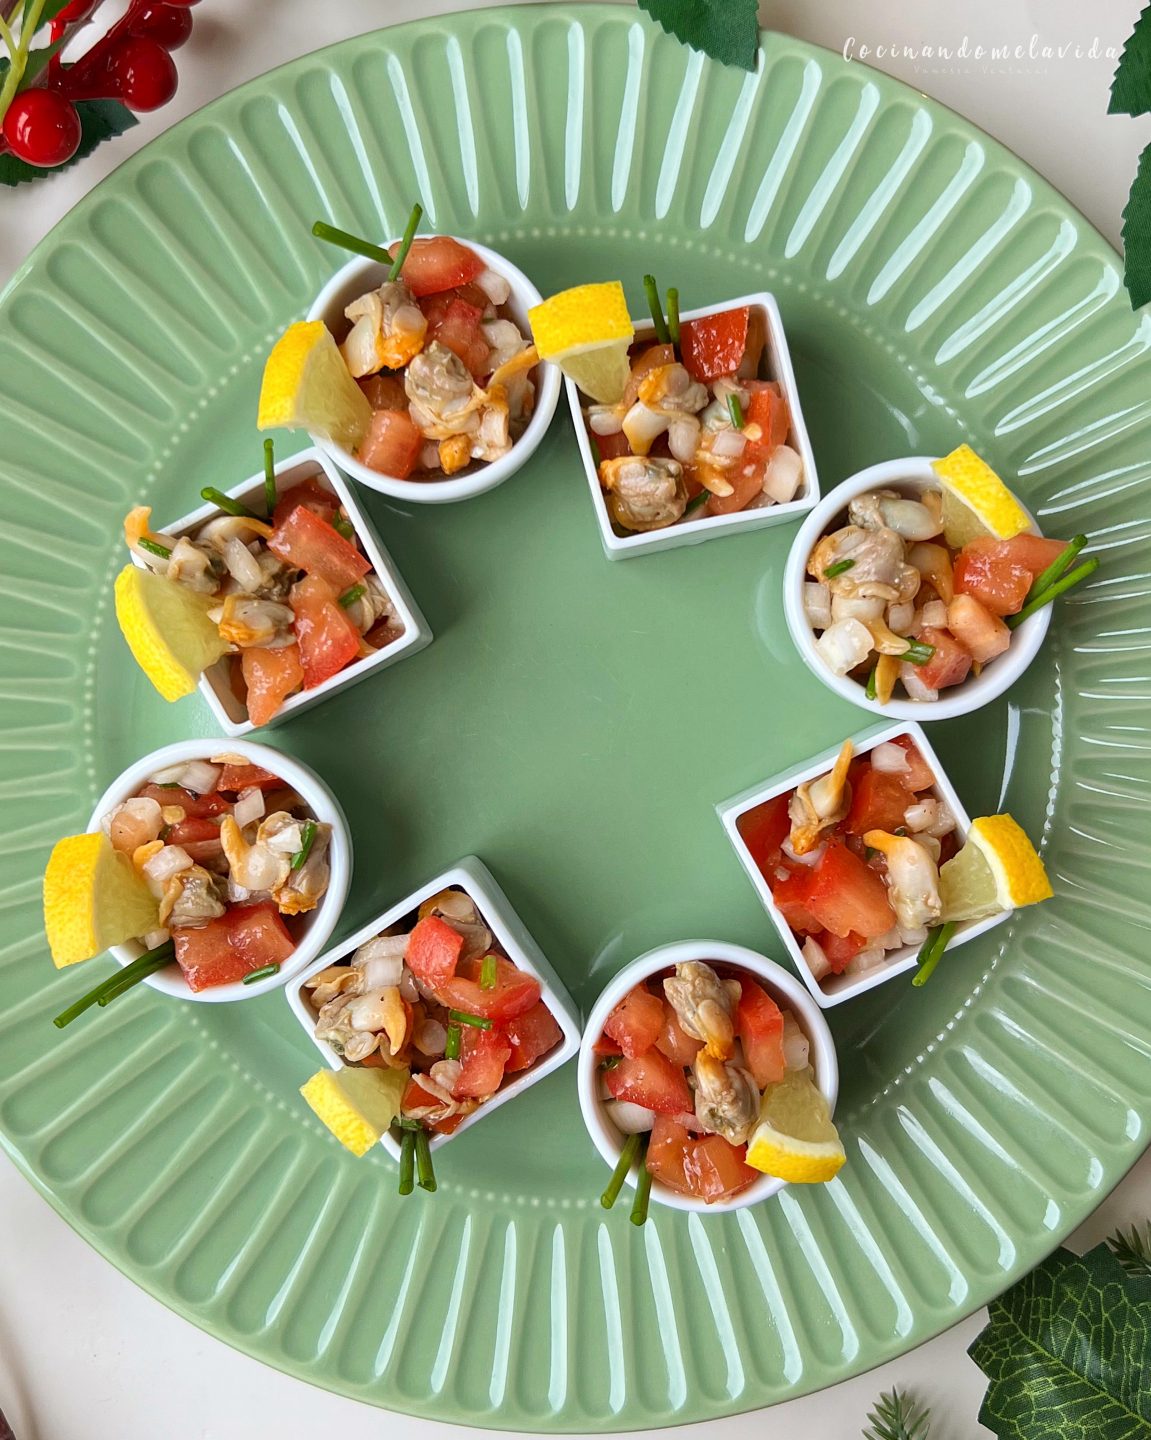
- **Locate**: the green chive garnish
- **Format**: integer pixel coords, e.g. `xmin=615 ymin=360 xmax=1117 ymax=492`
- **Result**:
xmin=479 ymin=954 xmax=498 ymax=990
xmin=629 ymin=1145 xmax=653 ymax=1226
xmin=912 ymin=922 xmax=957 ymax=987
xmin=200 ymin=487 xmax=259 ymax=519
xmin=864 ymin=845 xmax=879 ymax=862
xmin=291 ymin=819 xmax=316 ymax=872
xmin=666 ymin=287 xmax=680 ymax=349
xmin=396 ymin=1116 xmax=422 ymax=1131
xmin=684 ymin=489 xmax=709 ymax=517
xmin=338 ymin=583 xmax=366 ymax=608
xmin=1007 ymin=556 xmax=1099 ymax=628
xmin=389 ymin=203 xmax=424 ymax=281
xmin=1022 ymin=534 xmax=1086 ymax=606
xmin=727 ymin=393 xmax=744 ymax=430
xmin=601 ymin=1131 xmax=642 ymax=1209
xmin=599 ymin=1054 xmax=624 ymax=1071
xmin=448 ymin=1009 xmax=492 ymax=1031
xmin=865 ymin=664 xmax=878 ymax=701
xmin=242 ymin=963 xmax=280 ymax=985
xmin=263 ymin=438 xmax=277 ymax=516
xmin=312 ymin=220 xmax=393 ymax=266
xmin=823 ymin=558 xmax=855 ymax=579
xmin=415 ymin=1126 xmax=437 ymax=1192
xmin=55 ymin=941 xmax=176 ymax=1028
xmin=398 ymin=1127 xmax=415 ymax=1195
xmin=444 ymin=1023 xmax=461 ymax=1061
xmin=137 ymin=537 xmax=171 ymax=560
xmin=901 ymin=639 xmax=936 ymax=665
xmin=643 ymin=274 xmax=670 ymax=344
xmin=333 ymin=516 xmax=355 ymax=540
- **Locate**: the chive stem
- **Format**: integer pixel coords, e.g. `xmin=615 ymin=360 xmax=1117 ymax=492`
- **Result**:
xmin=823 ymin=558 xmax=855 ymax=579
xmin=338 ymin=583 xmax=366 ymax=608
xmin=388 ymin=203 xmax=424 ymax=281
xmin=398 ymin=1128 xmax=415 ymax=1195
xmin=55 ymin=941 xmax=175 ymax=1028
xmin=727 ymin=392 xmax=744 ymax=430
xmin=683 ymin=489 xmax=710 ymax=517
xmin=1024 ymin=533 xmax=1086 ymax=604
xmin=865 ymin=664 xmax=878 ymax=701
xmin=332 ymin=516 xmax=355 ymax=540
xmin=311 ymin=220 xmax=393 ymax=266
xmin=137 ymin=537 xmax=171 ymax=560
xmin=479 ymin=954 xmax=498 ymax=990
xmin=666 ymin=287 xmax=680 ymax=349
xmin=448 ymin=1008 xmax=492 ymax=1031
xmin=200 ymin=487 xmax=260 ymax=519
xmin=901 ymin=639 xmax=936 ymax=666
xmin=290 ymin=819 xmax=316 ymax=872
xmin=444 ymin=1023 xmax=461 ymax=1061
xmin=600 ymin=1131 xmax=642 ymax=1209
xmin=263 ymin=439 xmax=277 ymax=516
xmin=629 ymin=1146 xmax=653 ymax=1226
xmin=1007 ymin=556 xmax=1099 ymax=628
xmin=643 ymin=274 xmax=670 ymax=344
xmin=912 ymin=922 xmax=957 ymax=987
xmin=599 ymin=1053 xmax=624 ymax=1071
xmin=242 ymin=963 xmax=280 ymax=985
xmin=415 ymin=1126 xmax=437 ymax=1192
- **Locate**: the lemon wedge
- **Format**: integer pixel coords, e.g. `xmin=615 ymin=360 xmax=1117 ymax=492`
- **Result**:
xmin=257 ymin=321 xmax=372 ymax=451
xmin=301 ymin=1066 xmax=409 ymax=1157
xmin=44 ymin=833 xmax=161 ymax=968
xmin=939 ymin=814 xmax=1053 ymax=923
xmin=932 ymin=444 xmax=1031 ymax=548
xmin=746 ymin=1067 xmax=845 ymax=1184
xmin=114 ymin=564 xmax=226 ymax=703
xmin=528 ymin=282 xmax=634 ymax=404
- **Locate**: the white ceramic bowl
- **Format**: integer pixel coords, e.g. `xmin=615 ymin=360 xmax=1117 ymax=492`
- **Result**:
xmin=568 ymin=292 xmax=819 ymax=560
xmin=576 ymin=941 xmax=838 ymax=1213
xmin=718 ymin=719 xmax=1010 ymax=1008
xmin=287 ymin=855 xmax=581 ymax=1159
xmin=134 ymin=446 xmax=432 ymax=737
xmin=90 ymin=737 xmax=352 ymax=1002
xmin=306 ymin=238 xmax=561 ymax=503
xmin=783 ymin=457 xmax=1052 ymax=720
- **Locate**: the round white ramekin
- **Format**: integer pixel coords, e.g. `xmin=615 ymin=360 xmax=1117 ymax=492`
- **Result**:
xmin=577 ymin=940 xmax=839 ymax=1214
xmin=783 ymin=457 xmax=1052 ymax=721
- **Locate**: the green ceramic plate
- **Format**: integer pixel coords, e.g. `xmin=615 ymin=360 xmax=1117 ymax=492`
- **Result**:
xmin=1 ymin=5 xmax=1148 ymax=1430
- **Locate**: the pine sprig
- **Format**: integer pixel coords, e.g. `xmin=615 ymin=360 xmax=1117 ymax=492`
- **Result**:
xmin=1108 ymin=1221 xmax=1151 ymax=1279
xmin=863 ymin=1388 xmax=931 ymax=1440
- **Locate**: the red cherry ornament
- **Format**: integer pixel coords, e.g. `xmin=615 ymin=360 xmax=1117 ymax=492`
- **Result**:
xmin=128 ymin=3 xmax=194 ymax=50
xmin=107 ymin=34 xmax=179 ymax=110
xmin=2 ymin=88 xmax=82 ymax=167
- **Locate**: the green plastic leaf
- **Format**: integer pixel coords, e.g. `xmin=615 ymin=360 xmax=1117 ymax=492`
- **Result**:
xmin=638 ymin=0 xmax=759 ymax=72
xmin=0 ymin=96 xmax=137 ymax=187
xmin=1111 ymin=3 xmax=1151 ymax=114
xmin=1121 ymin=141 xmax=1151 ymax=310
xmin=21 ymin=0 xmax=75 ymax=32
xmin=12 ymin=37 xmax=69 ymax=90
xmin=970 ymin=1243 xmax=1151 ymax=1439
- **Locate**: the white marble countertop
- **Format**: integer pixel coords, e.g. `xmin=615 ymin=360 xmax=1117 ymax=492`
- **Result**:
xmin=2 ymin=2 xmax=1147 ymax=1436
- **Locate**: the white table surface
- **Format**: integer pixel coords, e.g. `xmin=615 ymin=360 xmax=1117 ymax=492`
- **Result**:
xmin=2 ymin=1 xmax=1147 ymax=1436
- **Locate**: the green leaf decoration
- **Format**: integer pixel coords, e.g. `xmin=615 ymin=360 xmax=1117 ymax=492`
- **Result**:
xmin=0 ymin=96 xmax=137 ymax=187
xmin=637 ymin=0 xmax=759 ymax=72
xmin=1121 ymin=141 xmax=1151 ymax=309
xmin=21 ymin=0 xmax=76 ymax=31
xmin=1109 ymin=1221 xmax=1151 ymax=1280
xmin=1111 ymin=3 xmax=1151 ymax=115
xmin=970 ymin=1243 xmax=1151 ymax=1438
xmin=863 ymin=1387 xmax=931 ymax=1440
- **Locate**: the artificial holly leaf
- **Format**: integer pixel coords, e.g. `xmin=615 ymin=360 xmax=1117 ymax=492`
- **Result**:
xmin=638 ymin=0 xmax=759 ymax=72
xmin=1121 ymin=141 xmax=1151 ymax=309
xmin=1111 ymin=2 xmax=1151 ymax=114
xmin=970 ymin=1243 xmax=1151 ymax=1438
xmin=0 ymin=96 xmax=136 ymax=187
xmin=21 ymin=0 xmax=76 ymax=30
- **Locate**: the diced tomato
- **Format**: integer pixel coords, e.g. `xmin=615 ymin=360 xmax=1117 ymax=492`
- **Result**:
xmin=800 ymin=841 xmax=897 ymax=939
xmin=271 ymin=477 xmax=337 ymax=529
xmin=684 ymin=1135 xmax=758 ymax=1203
xmin=290 ymin=575 xmax=361 ymax=690
xmin=593 ymin=1034 xmax=622 ymax=1057
xmin=603 ymin=985 xmax=665 ymax=1059
xmin=402 ymin=1076 xmax=463 ymax=1134
xmin=164 ymin=816 xmax=222 ymax=863
xmin=217 ymin=763 xmax=281 ymax=793
xmin=454 ymin=1025 xmax=513 ymax=1099
xmin=744 ymin=380 xmax=790 ymax=452
xmin=916 ymin=626 xmax=973 ymax=691
xmin=736 ymin=979 xmax=785 ymax=1088
xmin=622 ymin=342 xmax=676 ymax=407
xmin=228 ymin=901 xmax=297 ymax=966
xmin=645 ymin=1115 xmax=692 ymax=1192
xmin=240 ymin=644 xmax=304 ymax=726
xmin=952 ymin=534 xmax=1064 ymax=618
xmin=738 ymin=793 xmax=792 ymax=881
xmin=655 ymin=1007 xmax=703 ymax=1067
xmin=504 ymin=1001 xmax=563 ymax=1072
xmin=173 ymin=900 xmax=295 ymax=991
xmin=435 ymin=955 xmax=541 ymax=1024
xmin=705 ymin=458 xmax=767 ymax=518
xmin=406 ymin=915 xmax=465 ymax=990
xmin=593 ymin=430 xmax=632 ymax=462
xmin=357 ymin=373 xmax=408 ymax=411
xmin=680 ymin=307 xmax=749 ymax=383
xmin=422 ymin=293 xmax=491 ymax=378
xmin=770 ymin=867 xmax=823 ymax=935
xmin=269 ymin=504 xmax=370 ymax=593
xmin=816 ymin=929 xmax=870 ymax=975
xmin=845 ymin=765 xmax=911 ymax=837
xmin=136 ymin=783 xmax=230 ymax=819
xmin=947 ymin=593 xmax=1011 ymax=665
xmin=1002 ymin=534 xmax=1068 ymax=575
xmin=605 ymin=1048 xmax=693 ymax=1115
xmin=389 ymin=235 xmax=485 ymax=297
xmin=358 ymin=408 xmax=424 ymax=479
xmin=887 ymin=735 xmax=935 ymax=791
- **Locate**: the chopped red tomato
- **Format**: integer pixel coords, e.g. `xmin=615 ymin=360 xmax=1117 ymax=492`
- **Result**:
xmin=402 ymin=1076 xmax=464 ymax=1134
xmin=952 ymin=534 xmax=1064 ymax=618
xmin=816 ymin=929 xmax=870 ymax=974
xmin=737 ymin=793 xmax=791 ymax=880
xmin=136 ymin=783 xmax=231 ymax=819
xmin=787 ymin=841 xmax=897 ymax=939
xmin=593 ymin=1034 xmax=623 ymax=1057
xmin=655 ymin=1007 xmax=703 ymax=1067
xmin=645 ymin=1115 xmax=691 ymax=1192
xmin=164 ymin=816 xmax=223 ymax=863
xmin=593 ymin=430 xmax=632 ymax=462
xmin=845 ymin=766 xmax=911 ymax=836
xmin=889 ymin=735 xmax=935 ymax=791
xmin=504 ymin=1001 xmax=563 ymax=1072
xmin=1002 ymin=534 xmax=1068 ymax=575
xmin=623 ymin=342 xmax=676 ymax=407
xmin=603 ymin=985 xmax=665 ymax=1059
xmin=217 ymin=762 xmax=281 ymax=793
xmin=744 ymin=380 xmax=790 ymax=452
xmin=240 ymin=644 xmax=304 ymax=726
xmin=290 ymin=575 xmax=361 ymax=690
xmin=174 ymin=901 xmax=295 ymax=991
xmin=271 ymin=477 xmax=338 ymax=529
xmin=269 ymin=504 xmax=370 ymax=593
xmin=947 ymin=593 xmax=1011 ymax=664
xmin=389 ymin=235 xmax=484 ymax=297
xmin=357 ymin=373 xmax=408 ymax=411
xmin=736 ymin=979 xmax=785 ymax=1087
xmin=422 ymin=293 xmax=491 ymax=378
xmin=684 ymin=1135 xmax=758 ymax=1203
xmin=770 ymin=867 xmax=823 ymax=935
xmin=436 ymin=955 xmax=541 ymax=1024
xmin=406 ymin=915 xmax=465 ymax=990
xmin=705 ymin=458 xmax=767 ymax=518
xmin=680 ymin=307 xmax=749 ymax=382
xmin=605 ymin=1047 xmax=693 ymax=1115
xmin=454 ymin=1026 xmax=513 ymax=1098
xmin=916 ymin=626 xmax=973 ymax=691
xmin=359 ymin=407 xmax=424 ymax=479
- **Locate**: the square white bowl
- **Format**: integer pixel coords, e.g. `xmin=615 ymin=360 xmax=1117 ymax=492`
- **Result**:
xmin=566 ymin=292 xmax=819 ymax=560
xmin=718 ymin=719 xmax=1011 ymax=1008
xmin=133 ymin=446 xmax=432 ymax=737
xmin=286 ymin=855 xmax=581 ymax=1158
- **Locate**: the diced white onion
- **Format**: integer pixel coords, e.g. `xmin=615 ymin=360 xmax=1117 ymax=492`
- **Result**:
xmin=871 ymin=742 xmax=910 ymax=774
xmin=588 ymin=408 xmax=624 ymax=437
xmin=927 ymin=802 xmax=956 ymax=838
xmin=399 ymin=967 xmax=420 ymax=1003
xmin=913 ymin=833 xmax=942 ymax=863
xmin=900 ymin=663 xmax=939 ymax=702
xmin=668 ymin=415 xmax=701 ymax=464
xmin=420 ymin=441 xmax=442 ymax=471
xmin=782 ymin=1014 xmax=810 ymax=1071
xmin=802 ymin=935 xmax=831 ymax=982
xmin=265 ymin=821 xmax=304 ymax=854
xmin=761 ymin=444 xmax=803 ymax=504
xmin=921 ymin=599 xmax=948 ymax=629
xmin=354 ymin=933 xmax=408 ymax=965
xmin=475 ymin=266 xmax=511 ymax=305
xmin=815 ymin=618 xmax=873 ymax=676
xmin=711 ymin=428 xmax=747 ymax=459
xmin=875 ymin=926 xmax=904 ymax=951
xmin=143 ymin=927 xmax=171 ymax=950
xmin=142 ymin=844 xmax=193 ymax=895
xmin=222 ymin=536 xmax=263 ymax=592
xmin=803 ymin=582 xmax=832 ymax=630
xmin=413 ymin=1019 xmax=448 ymax=1056
xmin=604 ymin=1100 xmax=656 ymax=1134
xmin=899 ymin=924 xmax=929 ymax=947
xmin=232 ymin=787 xmax=265 ymax=830
xmin=904 ymin=798 xmax=939 ymax=832
xmin=845 ymin=946 xmax=886 ymax=975
xmin=888 ymin=601 xmax=914 ymax=633
xmin=149 ymin=759 xmax=221 ymax=795
xmin=781 ymin=836 xmax=824 ymax=868
xmin=421 ymin=1068 xmax=457 ymax=1104
xmin=360 ymin=955 xmax=405 ymax=991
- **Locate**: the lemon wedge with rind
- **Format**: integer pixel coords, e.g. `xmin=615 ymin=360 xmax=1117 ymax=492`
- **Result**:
xmin=746 ymin=1067 xmax=845 ymax=1184
xmin=528 ymin=282 xmax=634 ymax=404
xmin=932 ymin=444 xmax=1031 ymax=549
xmin=301 ymin=1066 xmax=409 ymax=1157
xmin=44 ymin=833 xmax=161 ymax=968
xmin=114 ymin=565 xmax=226 ymax=703
xmin=939 ymin=814 xmax=1052 ymax=923
xmin=258 ymin=321 xmax=372 ymax=452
